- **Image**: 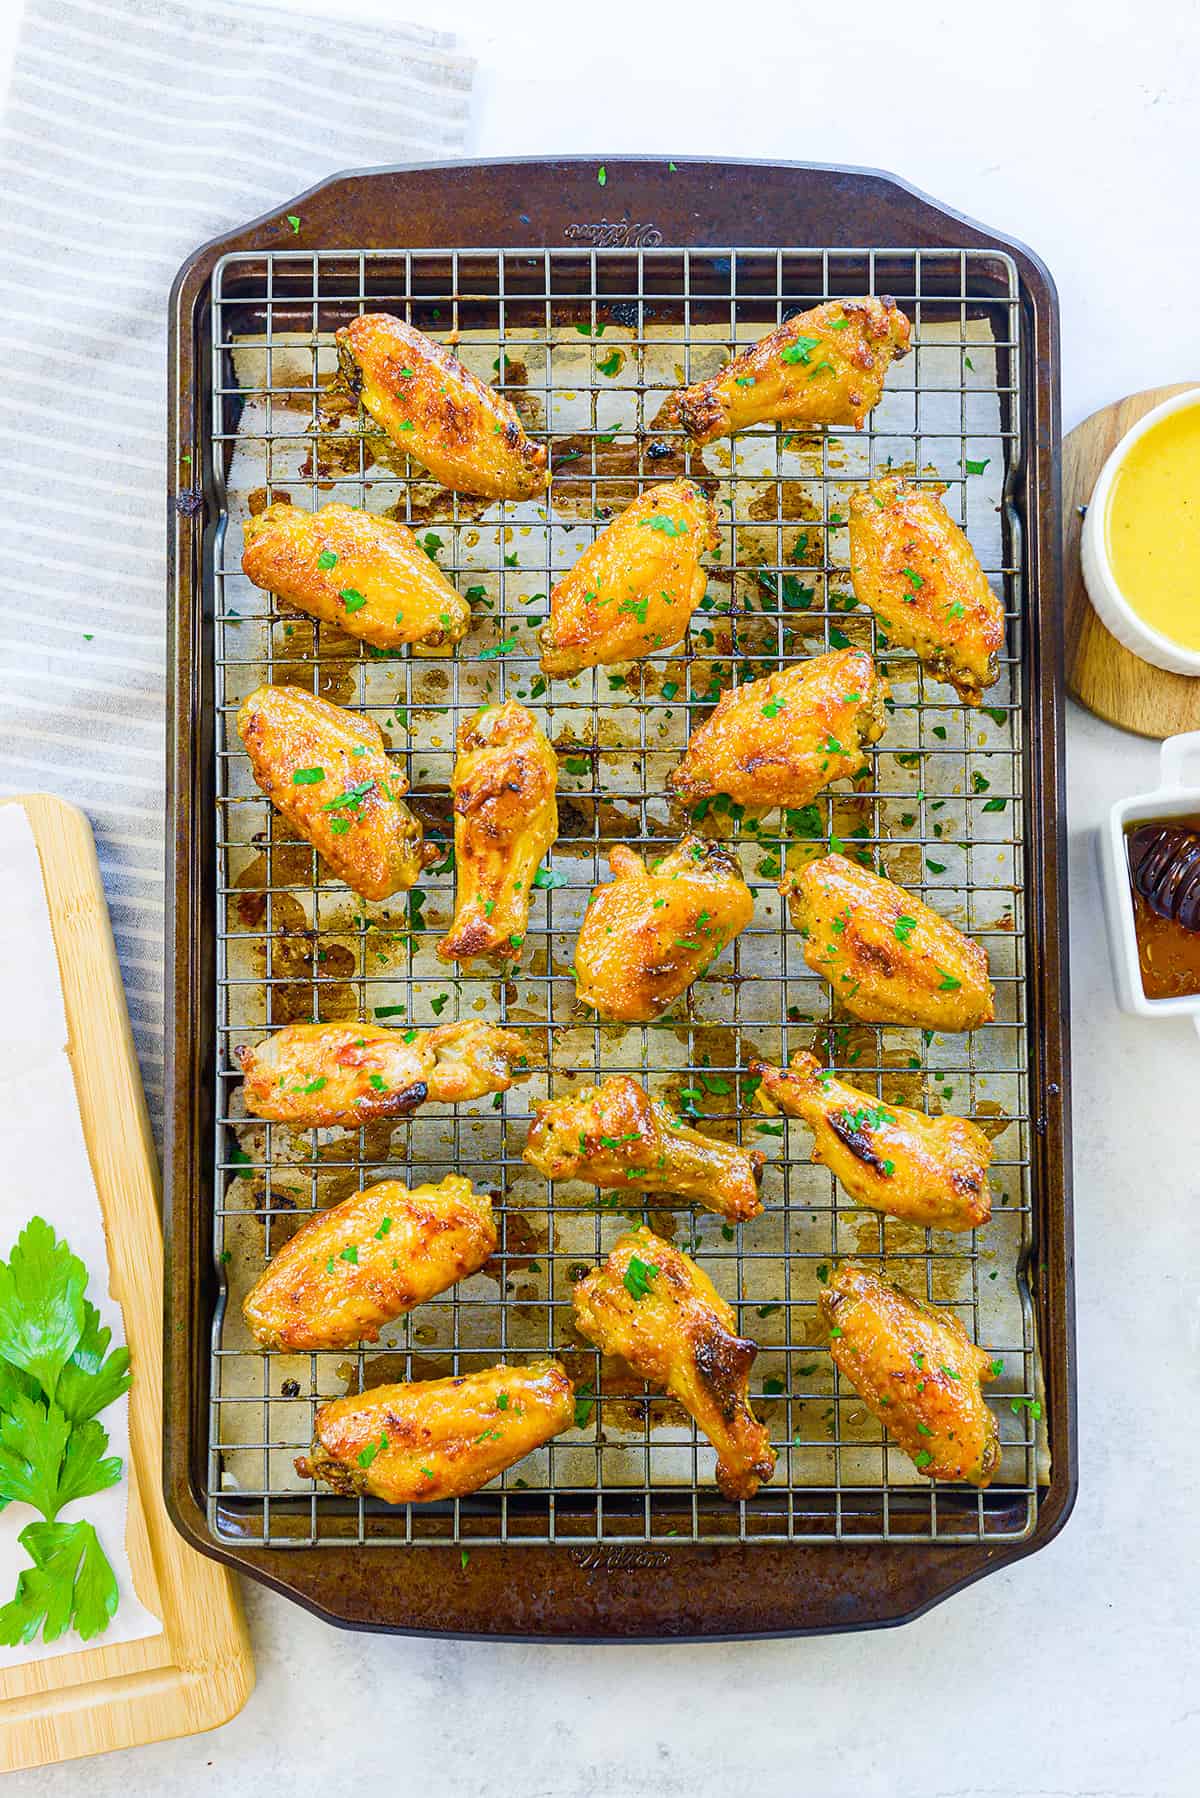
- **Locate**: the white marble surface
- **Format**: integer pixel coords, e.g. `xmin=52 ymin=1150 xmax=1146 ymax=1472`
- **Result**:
xmin=3 ymin=0 xmax=1199 ymax=1791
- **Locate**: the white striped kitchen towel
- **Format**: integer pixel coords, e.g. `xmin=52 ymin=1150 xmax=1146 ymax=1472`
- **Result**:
xmin=0 ymin=0 xmax=474 ymax=1134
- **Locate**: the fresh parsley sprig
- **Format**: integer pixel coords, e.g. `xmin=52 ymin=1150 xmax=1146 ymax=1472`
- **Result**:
xmin=0 ymin=1219 xmax=131 ymax=1647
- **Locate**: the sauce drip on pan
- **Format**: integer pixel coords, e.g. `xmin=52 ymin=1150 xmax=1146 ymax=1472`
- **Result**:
xmin=1126 ymin=816 xmax=1200 ymax=999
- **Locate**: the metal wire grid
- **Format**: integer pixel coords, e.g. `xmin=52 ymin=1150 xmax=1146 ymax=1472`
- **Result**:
xmin=205 ymin=244 xmax=1041 ymax=1550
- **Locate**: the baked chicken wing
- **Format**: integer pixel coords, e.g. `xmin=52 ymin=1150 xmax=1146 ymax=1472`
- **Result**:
xmin=242 ymin=1176 xmax=495 ymax=1352
xmin=296 ymin=1361 xmax=574 ymax=1503
xmin=784 ymin=853 xmax=994 ymax=1031
xmin=820 ymin=1262 xmax=1001 ymax=1486
xmin=237 ymin=683 xmax=435 ymax=900
xmin=336 ymin=312 xmax=548 ymax=500
xmin=752 ymin=1053 xmax=992 ymax=1231
xmin=538 ymin=479 xmax=719 ymax=676
xmin=437 ymin=700 xmax=559 ymax=965
xmin=573 ymin=836 xmax=754 ymax=1023
xmin=670 ymin=648 xmax=887 ymax=812
xmin=523 ymin=1075 xmax=764 ymax=1222
xmin=849 ymin=476 xmax=1004 ymax=704
xmin=675 ymin=297 xmax=910 ymax=445
xmin=573 ymin=1227 xmax=776 ymax=1500
xmin=236 ymin=1020 xmax=531 ymax=1127
xmin=241 ymin=501 xmax=471 ymax=652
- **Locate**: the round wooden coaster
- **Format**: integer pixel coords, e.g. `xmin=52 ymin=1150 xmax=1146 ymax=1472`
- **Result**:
xmin=1064 ymin=383 xmax=1200 ymax=737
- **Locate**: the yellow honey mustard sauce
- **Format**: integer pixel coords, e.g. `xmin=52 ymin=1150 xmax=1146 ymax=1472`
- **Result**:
xmin=1106 ymin=400 xmax=1200 ymax=650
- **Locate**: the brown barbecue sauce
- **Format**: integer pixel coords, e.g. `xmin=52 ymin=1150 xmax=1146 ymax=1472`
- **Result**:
xmin=1127 ymin=815 xmax=1200 ymax=999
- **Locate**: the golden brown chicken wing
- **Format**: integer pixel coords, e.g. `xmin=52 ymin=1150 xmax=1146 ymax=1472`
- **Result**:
xmin=573 ymin=836 xmax=754 ymax=1023
xmin=437 ymin=700 xmax=559 ymax=965
xmin=573 ymin=1227 xmax=775 ymax=1500
xmin=784 ymin=854 xmax=994 ymax=1031
xmin=538 ymin=479 xmax=719 ymax=676
xmin=848 ymin=476 xmax=1004 ymax=705
xmin=670 ymin=648 xmax=888 ymax=812
xmin=752 ymin=1053 xmax=992 ymax=1230
xmin=241 ymin=501 xmax=471 ymax=652
xmin=820 ymin=1262 xmax=1001 ymax=1485
xmin=296 ymin=1361 xmax=575 ymax=1503
xmin=237 ymin=684 xmax=435 ymax=901
xmin=242 ymin=1176 xmax=495 ymax=1352
xmin=523 ymin=1075 xmax=764 ymax=1222
xmin=336 ymin=313 xmax=548 ymax=500
xmin=236 ymin=1020 xmax=531 ymax=1127
xmin=675 ymin=297 xmax=910 ymax=445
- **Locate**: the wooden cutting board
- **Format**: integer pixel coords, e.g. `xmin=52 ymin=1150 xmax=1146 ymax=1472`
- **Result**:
xmin=0 ymin=796 xmax=253 ymax=1772
xmin=1064 ymin=382 xmax=1200 ymax=737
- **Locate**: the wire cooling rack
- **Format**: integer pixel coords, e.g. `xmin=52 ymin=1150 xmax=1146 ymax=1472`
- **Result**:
xmin=206 ymin=245 xmax=1043 ymax=1549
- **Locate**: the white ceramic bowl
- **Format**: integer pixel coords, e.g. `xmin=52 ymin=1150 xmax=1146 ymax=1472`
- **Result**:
xmin=1099 ymin=730 xmax=1200 ymax=1029
xmin=1080 ymin=386 xmax=1200 ymax=675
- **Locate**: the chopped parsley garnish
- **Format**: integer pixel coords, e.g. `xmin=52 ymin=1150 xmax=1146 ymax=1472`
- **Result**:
xmin=623 ymin=1255 xmax=659 ymax=1301
xmin=340 ymin=588 xmax=367 ymax=614
xmin=429 ymin=993 xmax=449 ymax=1017
xmin=936 ymin=969 xmax=962 ymax=992
xmin=356 ymin=1432 xmax=388 ymax=1470
xmin=317 ymin=550 xmax=338 ymax=571
xmin=478 ymin=637 xmax=517 ymax=659
xmin=374 ymin=1004 xmax=406 ymax=1018
xmin=532 ymin=865 xmax=568 ymax=889
xmin=321 ymin=781 xmax=374 ymax=813
xmin=286 ymin=214 xmax=301 ymax=234
xmin=292 ymin=766 xmax=325 ymax=785
xmin=643 ymin=516 xmax=689 ymax=537
xmin=573 ymin=1383 xmax=595 ymax=1429
xmin=781 ymin=334 xmax=821 ymax=366
xmin=894 ymin=915 xmax=917 ymax=944
xmin=597 ymin=351 xmax=621 ymax=378
xmin=597 ymin=165 xmax=607 ymax=186
xmin=374 ymin=1218 xmax=393 ymax=1239
xmin=965 ymin=458 xmax=990 ymax=476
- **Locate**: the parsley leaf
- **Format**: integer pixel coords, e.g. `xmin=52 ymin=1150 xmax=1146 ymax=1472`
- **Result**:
xmin=0 ymin=1219 xmax=87 ymax=1397
xmin=56 ymin=1303 xmax=130 ymax=1424
xmin=0 ymin=1520 xmax=118 ymax=1646
xmin=532 ymin=865 xmax=568 ymax=889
